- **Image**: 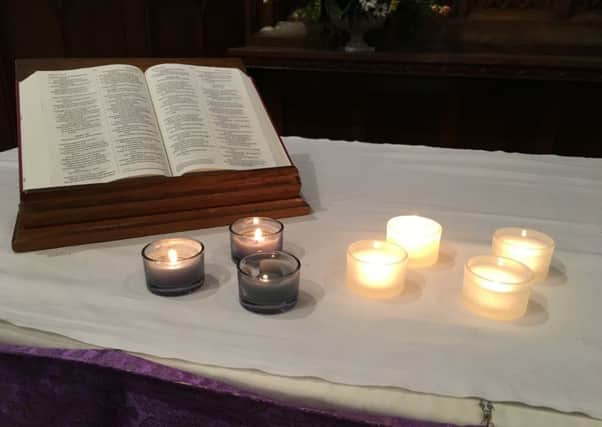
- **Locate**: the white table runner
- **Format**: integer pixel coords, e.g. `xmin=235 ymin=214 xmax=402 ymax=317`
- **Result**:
xmin=1 ymin=137 xmax=601 ymax=419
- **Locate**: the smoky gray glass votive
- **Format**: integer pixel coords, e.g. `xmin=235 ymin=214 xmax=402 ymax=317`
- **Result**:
xmin=142 ymin=238 xmax=205 ymax=296
xmin=237 ymin=251 xmax=300 ymax=314
xmin=229 ymin=217 xmax=284 ymax=263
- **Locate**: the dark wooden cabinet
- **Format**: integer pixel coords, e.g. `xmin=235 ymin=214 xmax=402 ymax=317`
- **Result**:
xmin=231 ymin=1 xmax=602 ymax=157
xmin=0 ymin=0 xmax=246 ymax=151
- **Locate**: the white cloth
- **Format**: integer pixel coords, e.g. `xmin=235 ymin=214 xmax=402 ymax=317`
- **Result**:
xmin=0 ymin=138 xmax=601 ymax=420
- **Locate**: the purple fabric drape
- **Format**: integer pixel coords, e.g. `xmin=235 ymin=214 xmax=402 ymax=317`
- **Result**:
xmin=0 ymin=345 xmax=477 ymax=427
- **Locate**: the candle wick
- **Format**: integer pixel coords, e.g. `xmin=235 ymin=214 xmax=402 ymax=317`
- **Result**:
xmin=167 ymin=249 xmax=179 ymax=264
xmin=253 ymin=228 xmax=264 ymax=243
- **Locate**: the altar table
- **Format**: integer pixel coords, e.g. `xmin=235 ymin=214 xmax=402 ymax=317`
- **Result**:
xmin=0 ymin=137 xmax=601 ymax=427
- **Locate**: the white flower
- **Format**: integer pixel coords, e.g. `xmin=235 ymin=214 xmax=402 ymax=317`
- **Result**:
xmin=358 ymin=0 xmax=391 ymax=17
xmin=373 ymin=3 xmax=389 ymax=17
xmin=359 ymin=0 xmax=378 ymax=11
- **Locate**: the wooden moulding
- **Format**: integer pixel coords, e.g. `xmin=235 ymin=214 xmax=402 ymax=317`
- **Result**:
xmin=13 ymin=58 xmax=311 ymax=252
xmin=19 ymin=180 xmax=303 ymax=227
xmin=13 ymin=197 xmax=310 ymax=253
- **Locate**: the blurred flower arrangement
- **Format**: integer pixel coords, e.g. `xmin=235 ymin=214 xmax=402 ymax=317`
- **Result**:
xmin=301 ymin=0 xmax=452 ymax=51
xmin=303 ymin=0 xmax=452 ymax=21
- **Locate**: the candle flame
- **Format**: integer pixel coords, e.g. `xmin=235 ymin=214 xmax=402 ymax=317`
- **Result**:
xmin=521 ymin=229 xmax=527 ymax=237
xmin=260 ymin=274 xmax=269 ymax=281
xmin=167 ymin=249 xmax=179 ymax=264
xmin=253 ymin=228 xmax=264 ymax=242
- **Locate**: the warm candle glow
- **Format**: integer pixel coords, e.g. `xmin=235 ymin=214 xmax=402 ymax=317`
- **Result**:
xmin=229 ymin=217 xmax=284 ymax=263
xmin=347 ymin=240 xmax=408 ymax=299
xmin=386 ymin=215 xmax=442 ymax=267
xmin=492 ymin=228 xmax=555 ymax=283
xmin=167 ymin=249 xmax=179 ymax=265
xmin=355 ymin=250 xmax=401 ymax=289
xmin=463 ymin=256 xmax=533 ymax=320
xmin=142 ymin=238 xmax=205 ymax=296
xmin=253 ymin=228 xmax=264 ymax=243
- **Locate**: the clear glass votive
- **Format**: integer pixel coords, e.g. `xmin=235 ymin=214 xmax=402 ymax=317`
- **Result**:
xmin=237 ymin=251 xmax=300 ymax=314
xmin=463 ymin=255 xmax=534 ymax=321
xmin=386 ymin=215 xmax=442 ymax=267
xmin=230 ymin=217 xmax=284 ymax=263
xmin=492 ymin=227 xmax=555 ymax=283
xmin=347 ymin=240 xmax=408 ymax=299
xmin=142 ymin=238 xmax=205 ymax=296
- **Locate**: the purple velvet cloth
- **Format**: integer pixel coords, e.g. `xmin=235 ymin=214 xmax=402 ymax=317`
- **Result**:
xmin=0 ymin=344 xmax=477 ymax=427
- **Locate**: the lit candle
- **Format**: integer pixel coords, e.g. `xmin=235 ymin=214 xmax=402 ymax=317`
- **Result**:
xmin=230 ymin=217 xmax=284 ymax=263
xmin=463 ymin=255 xmax=534 ymax=320
xmin=237 ymin=251 xmax=300 ymax=314
xmin=346 ymin=240 xmax=408 ymax=299
xmin=386 ymin=215 xmax=442 ymax=267
xmin=492 ymin=228 xmax=555 ymax=283
xmin=142 ymin=238 xmax=205 ymax=296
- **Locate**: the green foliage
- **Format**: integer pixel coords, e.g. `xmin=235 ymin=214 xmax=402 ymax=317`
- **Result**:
xmin=303 ymin=0 xmax=323 ymax=21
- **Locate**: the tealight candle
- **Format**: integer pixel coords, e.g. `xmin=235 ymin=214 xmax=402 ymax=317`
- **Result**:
xmin=463 ymin=255 xmax=534 ymax=320
xmin=386 ymin=215 xmax=442 ymax=267
xmin=346 ymin=240 xmax=408 ymax=299
xmin=142 ymin=238 xmax=205 ymax=296
xmin=237 ymin=251 xmax=300 ymax=314
xmin=230 ymin=217 xmax=283 ymax=263
xmin=492 ymin=227 xmax=555 ymax=283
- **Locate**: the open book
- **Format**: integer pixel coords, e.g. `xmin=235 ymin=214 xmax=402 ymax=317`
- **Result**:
xmin=18 ymin=63 xmax=291 ymax=191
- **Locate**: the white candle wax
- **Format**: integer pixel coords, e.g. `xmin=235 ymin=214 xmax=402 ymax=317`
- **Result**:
xmin=386 ymin=215 xmax=442 ymax=267
xmin=463 ymin=255 xmax=533 ymax=321
xmin=142 ymin=238 xmax=205 ymax=296
xmin=237 ymin=251 xmax=300 ymax=314
xmin=230 ymin=217 xmax=283 ymax=262
xmin=347 ymin=240 xmax=408 ymax=299
xmin=492 ymin=228 xmax=555 ymax=283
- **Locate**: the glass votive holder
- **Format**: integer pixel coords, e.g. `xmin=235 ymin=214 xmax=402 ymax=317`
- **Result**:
xmin=346 ymin=240 xmax=408 ymax=299
xmin=229 ymin=217 xmax=283 ymax=263
xmin=237 ymin=251 xmax=301 ymax=314
xmin=463 ymin=255 xmax=534 ymax=321
xmin=386 ymin=215 xmax=442 ymax=268
xmin=142 ymin=238 xmax=205 ymax=296
xmin=492 ymin=227 xmax=555 ymax=283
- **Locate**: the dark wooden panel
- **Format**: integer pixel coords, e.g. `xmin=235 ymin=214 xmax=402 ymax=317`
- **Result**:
xmin=202 ymin=0 xmax=246 ymax=57
xmin=0 ymin=0 xmax=247 ymax=151
xmin=0 ymin=2 xmax=16 ymax=151
xmin=146 ymin=0 xmax=245 ymax=57
xmin=2 ymin=0 xmax=66 ymax=59
xmin=249 ymin=67 xmax=602 ymax=157
xmin=147 ymin=0 xmax=208 ymax=56
xmin=231 ymin=47 xmax=602 ymax=83
xmin=1 ymin=0 xmax=66 ymax=151
xmin=61 ymin=0 xmax=129 ymax=56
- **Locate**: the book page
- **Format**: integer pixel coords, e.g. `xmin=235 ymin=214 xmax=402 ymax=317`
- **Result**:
xmin=20 ymin=64 xmax=170 ymax=191
xmin=145 ymin=64 xmax=290 ymax=176
xmin=240 ymin=74 xmax=291 ymax=167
